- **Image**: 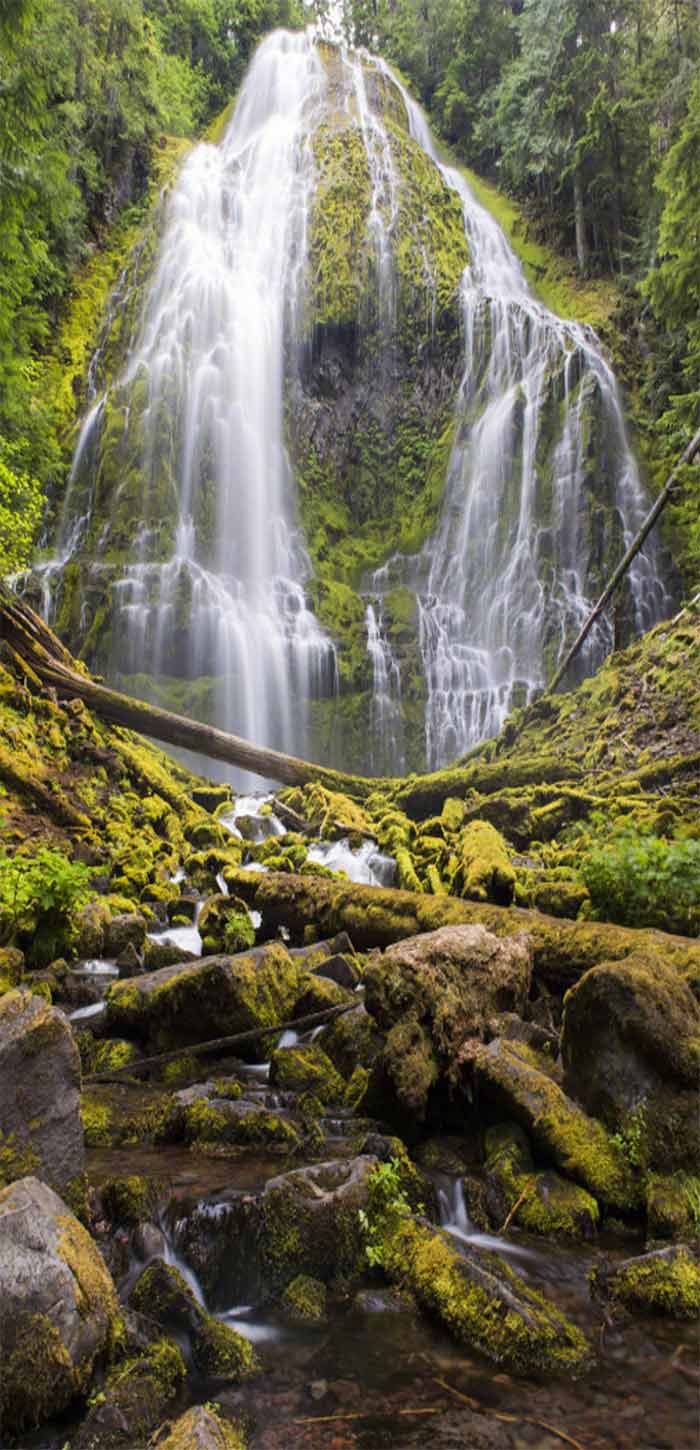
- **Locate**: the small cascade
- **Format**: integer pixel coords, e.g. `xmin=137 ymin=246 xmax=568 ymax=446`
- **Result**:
xmin=437 ymin=1174 xmax=535 ymax=1262
xmin=365 ymin=599 xmax=404 ymax=773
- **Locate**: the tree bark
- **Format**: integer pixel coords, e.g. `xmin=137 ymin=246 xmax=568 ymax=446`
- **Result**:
xmin=573 ymin=164 xmax=588 ymax=278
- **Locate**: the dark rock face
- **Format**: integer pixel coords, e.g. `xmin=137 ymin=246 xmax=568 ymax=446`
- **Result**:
xmin=0 ymin=990 xmax=84 ymax=1189
xmin=562 ymin=953 xmax=700 ymax=1171
xmin=0 ymin=1177 xmax=119 ymax=1437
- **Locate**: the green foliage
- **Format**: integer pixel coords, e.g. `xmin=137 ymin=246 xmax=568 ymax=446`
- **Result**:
xmin=610 ymin=1100 xmax=648 ymax=1169
xmin=0 ymin=848 xmax=94 ymax=946
xmin=0 ymin=440 xmax=43 ymax=576
xmin=581 ymin=824 xmax=700 ymax=936
xmin=358 ymin=1157 xmax=412 ymax=1267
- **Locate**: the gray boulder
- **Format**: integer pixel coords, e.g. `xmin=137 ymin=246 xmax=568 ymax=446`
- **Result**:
xmin=0 ymin=1177 xmax=119 ymax=1437
xmin=0 ymin=990 xmax=84 ymax=1188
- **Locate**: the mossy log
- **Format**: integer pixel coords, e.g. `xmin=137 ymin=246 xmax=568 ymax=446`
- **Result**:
xmin=228 ymin=870 xmax=700 ymax=989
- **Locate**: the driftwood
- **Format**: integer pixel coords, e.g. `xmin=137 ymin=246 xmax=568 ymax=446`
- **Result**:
xmin=84 ymin=1000 xmax=356 ymax=1083
xmin=229 ymin=868 xmax=700 ymax=989
xmin=547 ymin=427 xmax=700 ymax=695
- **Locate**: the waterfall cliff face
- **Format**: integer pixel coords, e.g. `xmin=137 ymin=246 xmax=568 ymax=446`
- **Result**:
xmin=39 ymin=29 xmax=671 ymax=776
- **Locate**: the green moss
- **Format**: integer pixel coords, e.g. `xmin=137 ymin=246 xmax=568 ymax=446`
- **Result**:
xmin=596 ymin=1247 xmax=700 ymax=1319
xmin=56 ymin=1211 xmax=120 ymax=1335
xmin=155 ymin=1406 xmax=247 ymax=1450
xmin=450 ymin=820 xmax=516 ymax=905
xmin=92 ymin=1039 xmax=142 ymax=1075
xmin=0 ymin=1130 xmax=39 ymax=1188
xmin=381 ymin=1214 xmax=590 ymax=1374
xmin=270 ymin=1044 xmax=345 ymax=1103
xmin=484 ymin=1124 xmax=599 ymax=1240
xmin=646 ymin=1173 xmax=700 ymax=1240
xmin=81 ymin=1097 xmax=118 ymax=1148
xmin=192 ymin=1316 xmax=258 ymax=1381
xmin=281 ymin=1273 xmax=327 ymax=1322
xmin=100 ymin=1175 xmax=159 ymax=1225
xmin=0 ymin=1313 xmax=78 ymax=1433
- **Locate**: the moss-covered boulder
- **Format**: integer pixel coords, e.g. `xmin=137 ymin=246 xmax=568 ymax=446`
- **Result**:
xmin=380 ymin=1214 xmax=590 ymax=1375
xmin=562 ymin=953 xmax=700 ymax=1172
xmin=130 ymin=1258 xmax=257 ymax=1381
xmin=153 ymin=1405 xmax=246 ymax=1450
xmin=473 ymin=1038 xmax=636 ymax=1210
xmin=0 ymin=1177 xmax=120 ymax=1438
xmin=71 ymin=1337 xmax=186 ymax=1450
xmin=364 ymin=925 xmax=532 ymax=1121
xmin=105 ymin=944 xmax=304 ymax=1052
xmin=281 ymin=1273 xmax=327 ymax=1322
xmin=0 ymin=990 xmax=84 ymax=1190
xmin=318 ymin=1002 xmax=384 ymax=1076
xmin=269 ymin=1043 xmax=345 ymax=1103
xmin=645 ymin=1173 xmax=700 ymax=1241
xmin=162 ymin=1084 xmax=300 ymax=1153
xmin=197 ymin=894 xmax=256 ymax=955
xmin=592 ymin=1246 xmax=700 ymax=1319
xmin=175 ymin=1156 xmax=378 ymax=1307
xmin=483 ymin=1124 xmax=599 ymax=1240
xmin=450 ymin=821 xmax=516 ymax=905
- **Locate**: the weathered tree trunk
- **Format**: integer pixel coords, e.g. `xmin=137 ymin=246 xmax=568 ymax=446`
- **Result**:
xmin=228 ymin=869 xmax=700 ymax=990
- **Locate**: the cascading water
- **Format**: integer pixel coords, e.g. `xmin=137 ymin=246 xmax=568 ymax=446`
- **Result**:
xmin=366 ymin=57 xmax=670 ymax=769
xmin=41 ymin=30 xmax=670 ymax=778
xmin=46 ymin=31 xmax=340 ymax=777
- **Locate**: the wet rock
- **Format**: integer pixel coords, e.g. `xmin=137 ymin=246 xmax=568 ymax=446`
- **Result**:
xmin=0 ymin=1177 xmax=120 ymax=1437
xmin=293 ymin=973 xmax=353 ymax=1017
xmin=116 ymin=941 xmax=144 ymax=976
xmin=562 ymin=953 xmax=700 ymax=1172
xmin=592 ymin=1245 xmax=700 ymax=1319
xmin=163 ymin=1086 xmax=301 ymax=1152
xmin=473 ymin=1038 xmax=635 ymax=1210
xmin=152 ymin=1404 xmax=246 ymax=1449
xmin=100 ymin=1175 xmax=164 ymax=1226
xmin=105 ymin=943 xmax=305 ymax=1052
xmin=104 ymin=913 xmax=147 ymax=957
xmin=74 ymin=901 xmax=112 ymax=958
xmin=143 ymin=939 xmax=200 ymax=971
xmin=192 ymin=785 xmax=233 ymax=814
xmin=319 ymin=1002 xmax=384 ymax=1076
xmin=0 ymin=989 xmax=84 ymax=1189
xmin=380 ymin=1214 xmax=590 ymax=1374
xmin=71 ymin=1337 xmax=186 ymax=1450
xmin=313 ymin=952 xmax=360 ymax=990
xmin=487 ymin=1010 xmax=560 ymax=1058
xmin=364 ymin=925 xmax=532 ymax=1121
xmin=270 ymin=1044 xmax=345 ymax=1103
xmin=483 ymin=1124 xmax=599 ymax=1239
xmin=130 ymin=1258 xmax=257 ymax=1381
xmin=176 ymin=1156 xmax=378 ymax=1306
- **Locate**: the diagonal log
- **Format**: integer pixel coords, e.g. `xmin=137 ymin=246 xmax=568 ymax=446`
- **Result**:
xmin=0 ymin=583 xmax=382 ymax=797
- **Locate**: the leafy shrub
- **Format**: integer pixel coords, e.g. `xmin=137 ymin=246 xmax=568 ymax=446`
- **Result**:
xmin=0 ymin=848 xmax=94 ymax=953
xmin=358 ymin=1158 xmax=413 ymax=1268
xmin=581 ymin=826 xmax=700 ymax=936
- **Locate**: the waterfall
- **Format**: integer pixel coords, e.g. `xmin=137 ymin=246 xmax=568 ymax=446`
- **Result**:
xmin=368 ymin=57 xmax=670 ymax=769
xmin=41 ymin=30 xmax=670 ymax=778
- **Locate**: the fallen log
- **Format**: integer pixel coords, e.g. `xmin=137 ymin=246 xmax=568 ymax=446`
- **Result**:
xmin=0 ymin=583 xmax=381 ymax=797
xmin=228 ymin=869 xmax=700 ymax=989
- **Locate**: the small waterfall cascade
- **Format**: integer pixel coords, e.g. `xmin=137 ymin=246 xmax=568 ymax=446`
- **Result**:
xmin=365 ymin=597 xmax=404 ymax=772
xmin=367 ymin=57 xmax=670 ymax=769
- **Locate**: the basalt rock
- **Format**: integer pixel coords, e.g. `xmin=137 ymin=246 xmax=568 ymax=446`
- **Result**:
xmin=0 ymin=1177 xmax=120 ymax=1437
xmin=562 ymin=952 xmax=700 ymax=1172
xmin=0 ymin=990 xmax=84 ymax=1190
